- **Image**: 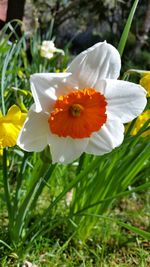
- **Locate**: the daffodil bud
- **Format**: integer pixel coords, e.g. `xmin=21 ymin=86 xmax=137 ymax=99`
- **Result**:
xmin=40 ymin=40 xmax=64 ymax=59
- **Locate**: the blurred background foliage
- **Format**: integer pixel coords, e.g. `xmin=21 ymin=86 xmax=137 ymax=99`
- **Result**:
xmin=22 ymin=0 xmax=150 ymax=70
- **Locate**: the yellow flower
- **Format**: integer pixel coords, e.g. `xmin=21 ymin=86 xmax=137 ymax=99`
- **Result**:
xmin=140 ymin=74 xmax=150 ymax=97
xmin=0 ymin=105 xmax=26 ymax=149
xmin=131 ymin=110 xmax=150 ymax=137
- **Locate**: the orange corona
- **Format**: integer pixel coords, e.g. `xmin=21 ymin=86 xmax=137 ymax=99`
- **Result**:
xmin=49 ymin=88 xmax=107 ymax=138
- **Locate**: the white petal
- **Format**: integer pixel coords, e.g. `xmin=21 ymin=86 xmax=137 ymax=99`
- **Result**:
xmin=99 ymin=79 xmax=147 ymax=123
xmin=67 ymin=41 xmax=121 ymax=88
xmin=30 ymin=73 xmax=73 ymax=112
xmin=17 ymin=105 xmax=49 ymax=151
xmin=48 ymin=134 xmax=89 ymax=164
xmin=85 ymin=119 xmax=124 ymax=155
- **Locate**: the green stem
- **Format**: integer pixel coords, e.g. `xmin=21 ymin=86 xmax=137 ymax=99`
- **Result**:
xmin=13 ymin=152 xmax=29 ymax=219
xmin=76 ymin=152 xmax=86 ymax=175
xmin=3 ymin=148 xmax=12 ymax=224
xmin=15 ymin=153 xmax=28 ymax=201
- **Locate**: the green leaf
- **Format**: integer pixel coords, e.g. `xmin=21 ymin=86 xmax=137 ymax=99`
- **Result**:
xmin=118 ymin=0 xmax=139 ymax=56
xmin=73 ymin=182 xmax=150 ymax=215
xmin=79 ymin=213 xmax=150 ymax=240
xmin=0 ymin=239 xmax=13 ymax=251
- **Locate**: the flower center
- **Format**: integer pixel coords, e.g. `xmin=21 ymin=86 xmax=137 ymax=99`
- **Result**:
xmin=69 ymin=103 xmax=84 ymax=117
xmin=49 ymin=88 xmax=107 ymax=138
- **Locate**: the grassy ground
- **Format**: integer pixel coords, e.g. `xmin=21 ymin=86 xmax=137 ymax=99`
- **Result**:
xmin=0 ymin=192 xmax=150 ymax=267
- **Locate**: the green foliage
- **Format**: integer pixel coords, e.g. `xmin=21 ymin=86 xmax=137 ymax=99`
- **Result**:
xmin=118 ymin=0 xmax=139 ymax=56
xmin=70 ymin=135 xmax=150 ymax=240
xmin=0 ymin=21 xmax=70 ymax=252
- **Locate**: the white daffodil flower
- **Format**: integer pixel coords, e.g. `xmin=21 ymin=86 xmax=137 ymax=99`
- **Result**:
xmin=17 ymin=42 xmax=147 ymax=164
xmin=40 ymin=40 xmax=64 ymax=59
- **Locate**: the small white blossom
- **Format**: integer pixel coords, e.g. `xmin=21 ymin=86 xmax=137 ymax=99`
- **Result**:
xmin=40 ymin=40 xmax=64 ymax=59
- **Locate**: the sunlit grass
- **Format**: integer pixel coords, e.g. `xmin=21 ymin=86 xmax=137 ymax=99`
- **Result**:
xmin=0 ymin=192 xmax=149 ymax=266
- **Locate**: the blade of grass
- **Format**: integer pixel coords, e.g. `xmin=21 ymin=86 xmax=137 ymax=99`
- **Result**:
xmin=78 ymin=213 xmax=150 ymax=240
xmin=0 ymin=239 xmax=13 ymax=251
xmin=1 ymin=43 xmax=16 ymax=115
xmin=118 ymin=0 xmax=139 ymax=56
xmin=13 ymin=152 xmax=29 ymax=212
xmin=73 ymin=182 xmax=150 ymax=215
xmin=2 ymin=148 xmax=12 ymax=226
